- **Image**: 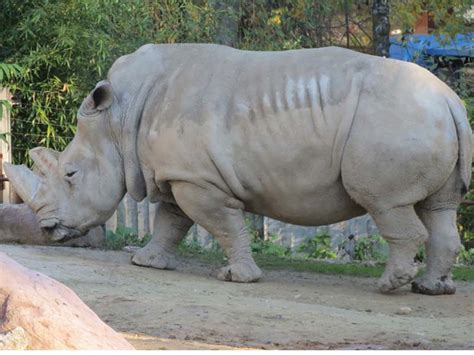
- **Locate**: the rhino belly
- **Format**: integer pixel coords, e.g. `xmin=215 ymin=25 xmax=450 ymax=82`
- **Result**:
xmin=244 ymin=177 xmax=366 ymax=227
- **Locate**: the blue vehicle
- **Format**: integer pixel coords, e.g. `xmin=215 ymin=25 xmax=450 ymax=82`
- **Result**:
xmin=389 ymin=32 xmax=473 ymax=72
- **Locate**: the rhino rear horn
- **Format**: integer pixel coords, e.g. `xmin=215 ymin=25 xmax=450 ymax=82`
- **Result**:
xmin=3 ymin=163 xmax=42 ymax=208
xmin=29 ymin=147 xmax=59 ymax=177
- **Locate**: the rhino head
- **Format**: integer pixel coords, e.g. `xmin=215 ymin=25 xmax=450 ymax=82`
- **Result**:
xmin=4 ymin=80 xmax=146 ymax=242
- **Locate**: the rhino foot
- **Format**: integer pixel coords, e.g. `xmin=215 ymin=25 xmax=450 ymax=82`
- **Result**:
xmin=377 ymin=264 xmax=418 ymax=293
xmin=411 ymin=275 xmax=456 ymax=295
xmin=217 ymin=261 xmax=262 ymax=283
xmin=131 ymin=247 xmax=177 ymax=270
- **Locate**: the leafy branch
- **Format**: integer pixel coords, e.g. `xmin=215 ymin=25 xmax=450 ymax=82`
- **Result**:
xmin=0 ymin=63 xmax=24 ymax=144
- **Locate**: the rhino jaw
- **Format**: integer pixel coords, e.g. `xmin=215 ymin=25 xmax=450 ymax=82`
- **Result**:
xmin=3 ymin=163 xmax=42 ymax=208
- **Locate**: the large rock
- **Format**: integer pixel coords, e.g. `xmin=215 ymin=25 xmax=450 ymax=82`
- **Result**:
xmin=0 ymin=253 xmax=134 ymax=350
xmin=0 ymin=203 xmax=104 ymax=247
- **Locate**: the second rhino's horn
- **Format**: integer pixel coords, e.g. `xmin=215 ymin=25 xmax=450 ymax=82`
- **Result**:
xmin=3 ymin=163 xmax=42 ymax=209
xmin=29 ymin=147 xmax=59 ymax=177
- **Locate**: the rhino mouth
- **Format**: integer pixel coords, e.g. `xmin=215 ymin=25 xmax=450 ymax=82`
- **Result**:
xmin=41 ymin=221 xmax=85 ymax=242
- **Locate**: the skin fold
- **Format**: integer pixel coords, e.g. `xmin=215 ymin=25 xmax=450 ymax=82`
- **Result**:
xmin=5 ymin=44 xmax=472 ymax=294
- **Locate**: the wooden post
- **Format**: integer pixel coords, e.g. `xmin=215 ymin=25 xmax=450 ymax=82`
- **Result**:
xmin=137 ymin=198 xmax=150 ymax=239
xmin=0 ymin=88 xmax=12 ymax=204
xmin=125 ymin=194 xmax=138 ymax=234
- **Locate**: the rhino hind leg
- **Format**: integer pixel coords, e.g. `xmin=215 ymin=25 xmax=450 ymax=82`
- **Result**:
xmin=412 ymin=170 xmax=463 ymax=295
xmin=132 ymin=202 xmax=193 ymax=270
xmin=370 ymin=206 xmax=428 ymax=293
xmin=412 ymin=209 xmax=460 ymax=295
xmin=171 ymin=181 xmax=262 ymax=283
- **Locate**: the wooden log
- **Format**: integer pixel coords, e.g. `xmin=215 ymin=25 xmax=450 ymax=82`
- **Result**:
xmin=0 ymin=203 xmax=104 ymax=247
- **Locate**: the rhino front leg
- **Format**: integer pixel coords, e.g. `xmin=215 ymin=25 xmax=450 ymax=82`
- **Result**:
xmin=171 ymin=181 xmax=262 ymax=283
xmin=132 ymin=202 xmax=193 ymax=270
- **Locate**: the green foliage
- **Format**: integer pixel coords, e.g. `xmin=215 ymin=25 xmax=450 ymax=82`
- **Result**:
xmin=105 ymin=225 xmax=151 ymax=250
xmin=245 ymin=215 xmax=291 ymax=257
xmin=392 ymin=0 xmax=472 ymax=36
xmin=178 ymin=238 xmax=207 ymax=254
xmin=458 ymin=245 xmax=474 ymax=266
xmin=239 ymin=0 xmax=374 ymax=52
xmin=353 ymin=235 xmax=388 ymax=262
xmin=0 ymin=0 xmax=220 ymax=163
xmin=415 ymin=245 xmax=427 ymax=263
xmin=0 ymin=63 xmax=23 ymax=83
xmin=257 ymin=254 xmax=386 ymax=278
xmin=0 ymin=62 xmax=23 ymax=143
xmin=454 ymin=265 xmax=474 ymax=281
xmin=251 ymin=234 xmax=291 ymax=257
xmin=298 ymin=234 xmax=337 ymax=259
xmin=177 ymin=238 xmax=227 ymax=265
xmin=0 ymin=63 xmax=23 ymax=120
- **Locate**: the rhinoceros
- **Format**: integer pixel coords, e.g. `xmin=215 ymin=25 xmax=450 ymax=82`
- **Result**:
xmin=5 ymin=44 xmax=471 ymax=295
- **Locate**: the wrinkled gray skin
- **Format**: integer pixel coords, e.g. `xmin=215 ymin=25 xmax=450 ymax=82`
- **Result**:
xmin=5 ymin=44 xmax=472 ymax=295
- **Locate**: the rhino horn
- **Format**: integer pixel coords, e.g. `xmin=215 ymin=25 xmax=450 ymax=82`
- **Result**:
xmin=29 ymin=147 xmax=59 ymax=177
xmin=3 ymin=163 xmax=42 ymax=208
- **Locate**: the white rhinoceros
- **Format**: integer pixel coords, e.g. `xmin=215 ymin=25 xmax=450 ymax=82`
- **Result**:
xmin=5 ymin=44 xmax=471 ymax=295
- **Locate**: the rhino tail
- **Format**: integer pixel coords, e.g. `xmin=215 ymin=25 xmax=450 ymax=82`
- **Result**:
xmin=448 ymin=95 xmax=472 ymax=195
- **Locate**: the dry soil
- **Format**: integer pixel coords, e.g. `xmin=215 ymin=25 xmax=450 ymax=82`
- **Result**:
xmin=1 ymin=244 xmax=473 ymax=350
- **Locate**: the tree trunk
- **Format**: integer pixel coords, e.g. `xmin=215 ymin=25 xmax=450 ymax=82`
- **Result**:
xmin=372 ymin=0 xmax=390 ymax=57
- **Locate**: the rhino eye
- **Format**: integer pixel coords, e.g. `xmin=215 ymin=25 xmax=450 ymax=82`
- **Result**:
xmin=65 ymin=171 xmax=77 ymax=178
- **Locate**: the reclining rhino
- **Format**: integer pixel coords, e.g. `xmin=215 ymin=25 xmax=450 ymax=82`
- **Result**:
xmin=5 ymin=44 xmax=471 ymax=295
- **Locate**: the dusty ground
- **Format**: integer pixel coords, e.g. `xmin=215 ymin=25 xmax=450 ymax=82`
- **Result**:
xmin=1 ymin=244 xmax=473 ymax=350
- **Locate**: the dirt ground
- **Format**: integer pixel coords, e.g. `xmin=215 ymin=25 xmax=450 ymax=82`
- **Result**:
xmin=2 ymin=244 xmax=473 ymax=350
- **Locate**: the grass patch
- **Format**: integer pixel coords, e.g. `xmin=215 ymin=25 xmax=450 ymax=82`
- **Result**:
xmin=254 ymin=254 xmax=385 ymax=278
xmin=453 ymin=266 xmax=474 ymax=281
xmin=176 ymin=241 xmax=474 ymax=281
xmin=105 ymin=226 xmax=151 ymax=250
xmin=177 ymin=241 xmax=227 ymax=266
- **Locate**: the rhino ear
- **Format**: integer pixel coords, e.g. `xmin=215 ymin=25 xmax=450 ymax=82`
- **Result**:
xmin=85 ymin=81 xmax=113 ymax=112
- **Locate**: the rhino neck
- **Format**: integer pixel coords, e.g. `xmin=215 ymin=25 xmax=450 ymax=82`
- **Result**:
xmin=116 ymin=81 xmax=157 ymax=202
xmin=109 ymin=45 xmax=171 ymax=202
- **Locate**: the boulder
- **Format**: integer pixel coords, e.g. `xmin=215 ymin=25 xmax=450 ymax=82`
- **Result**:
xmin=0 ymin=253 xmax=134 ymax=350
xmin=0 ymin=203 xmax=104 ymax=247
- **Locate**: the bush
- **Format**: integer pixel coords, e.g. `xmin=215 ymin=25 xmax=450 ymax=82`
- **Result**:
xmin=298 ymin=234 xmax=337 ymax=260
xmin=458 ymin=246 xmax=474 ymax=266
xmin=105 ymin=225 xmax=150 ymax=250
xmin=353 ymin=235 xmax=388 ymax=262
xmin=251 ymin=235 xmax=291 ymax=257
